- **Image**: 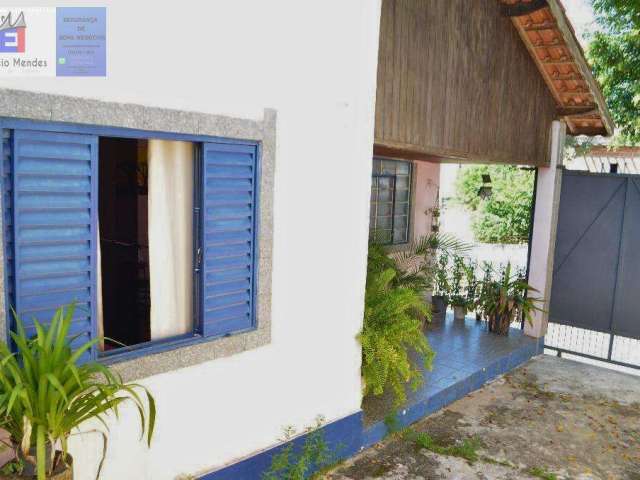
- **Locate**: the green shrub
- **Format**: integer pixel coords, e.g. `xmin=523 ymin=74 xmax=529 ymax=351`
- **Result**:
xmin=0 ymin=304 xmax=155 ymax=480
xmin=263 ymin=418 xmax=333 ymax=480
xmin=360 ymin=235 xmax=468 ymax=406
xmin=478 ymin=263 xmax=543 ymax=335
xmin=455 ymin=165 xmax=534 ymax=244
xmin=359 ymin=266 xmax=435 ymax=406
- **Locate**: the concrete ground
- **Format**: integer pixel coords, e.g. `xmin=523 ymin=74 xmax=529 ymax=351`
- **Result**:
xmin=325 ymin=355 xmax=640 ymax=480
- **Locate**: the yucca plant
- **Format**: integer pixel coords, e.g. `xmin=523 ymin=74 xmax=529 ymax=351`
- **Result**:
xmin=480 ymin=263 xmax=544 ymax=335
xmin=0 ymin=304 xmax=156 ymax=479
xmin=359 ymin=267 xmax=435 ymax=406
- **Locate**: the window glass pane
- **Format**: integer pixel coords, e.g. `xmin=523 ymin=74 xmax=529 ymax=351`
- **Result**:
xmin=378 ymin=176 xmax=393 ymax=189
xmin=377 ymin=216 xmax=392 ymax=229
xmin=395 ymin=175 xmax=410 ymax=190
xmin=378 ymin=186 xmax=393 ymax=202
xmin=396 ymin=162 xmax=410 ymax=174
xmin=395 ymin=189 xmax=409 ymax=202
xmin=381 ymin=161 xmax=397 ymax=175
xmin=372 ymin=159 xmax=382 ymax=174
xmin=394 ymin=215 xmax=408 ymax=231
xmin=395 ymin=202 xmax=409 ymax=215
xmin=376 ymin=202 xmax=393 ymax=217
xmin=393 ymin=227 xmax=408 ymax=244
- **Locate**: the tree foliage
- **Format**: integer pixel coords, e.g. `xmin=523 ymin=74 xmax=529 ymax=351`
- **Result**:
xmin=588 ymin=0 xmax=640 ymax=144
xmin=455 ymin=165 xmax=534 ymax=244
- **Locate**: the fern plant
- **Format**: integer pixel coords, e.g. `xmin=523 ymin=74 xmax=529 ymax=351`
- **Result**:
xmin=359 ymin=267 xmax=435 ymax=406
xmin=0 ymin=304 xmax=156 ymax=480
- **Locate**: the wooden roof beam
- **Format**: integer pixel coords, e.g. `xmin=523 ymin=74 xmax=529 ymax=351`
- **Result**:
xmin=501 ymin=0 xmax=548 ymax=17
xmin=531 ymin=38 xmax=565 ymax=48
xmin=557 ymin=106 xmax=597 ymax=116
xmin=549 ymin=72 xmax=582 ymax=81
xmin=523 ymin=20 xmax=557 ymax=31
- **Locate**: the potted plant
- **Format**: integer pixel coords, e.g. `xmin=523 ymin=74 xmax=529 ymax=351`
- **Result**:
xmin=431 ymin=252 xmax=449 ymax=321
xmin=463 ymin=259 xmax=478 ymax=321
xmin=0 ymin=304 xmax=156 ymax=480
xmin=448 ymin=255 xmax=468 ymax=321
xmin=480 ymin=263 xmax=543 ymax=335
xmin=476 ymin=262 xmax=494 ymax=321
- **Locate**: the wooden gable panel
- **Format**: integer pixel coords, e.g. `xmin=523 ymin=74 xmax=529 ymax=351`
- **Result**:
xmin=375 ymin=0 xmax=559 ymax=166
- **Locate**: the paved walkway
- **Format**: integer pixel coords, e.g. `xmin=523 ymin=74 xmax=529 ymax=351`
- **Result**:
xmin=326 ymin=355 xmax=640 ymax=479
xmin=363 ymin=315 xmax=539 ymax=427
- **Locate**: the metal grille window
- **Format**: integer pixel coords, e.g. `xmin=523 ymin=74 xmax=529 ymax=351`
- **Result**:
xmin=370 ymin=158 xmax=411 ymax=244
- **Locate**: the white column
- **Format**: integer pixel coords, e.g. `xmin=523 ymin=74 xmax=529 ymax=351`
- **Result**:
xmin=525 ymin=120 xmax=566 ymax=338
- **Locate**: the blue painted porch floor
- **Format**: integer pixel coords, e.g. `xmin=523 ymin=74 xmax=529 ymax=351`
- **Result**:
xmin=361 ymin=313 xmax=543 ymax=445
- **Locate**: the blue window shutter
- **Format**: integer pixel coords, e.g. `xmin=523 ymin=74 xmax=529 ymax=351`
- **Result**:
xmin=1 ymin=129 xmax=15 ymax=343
xmin=200 ymin=142 xmax=258 ymax=338
xmin=11 ymin=130 xmax=98 ymax=361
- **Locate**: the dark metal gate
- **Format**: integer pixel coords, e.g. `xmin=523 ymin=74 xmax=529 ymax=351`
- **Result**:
xmin=547 ymin=170 xmax=640 ymax=369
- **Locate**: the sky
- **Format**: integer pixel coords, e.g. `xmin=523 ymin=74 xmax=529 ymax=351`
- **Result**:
xmin=561 ymin=0 xmax=599 ymax=45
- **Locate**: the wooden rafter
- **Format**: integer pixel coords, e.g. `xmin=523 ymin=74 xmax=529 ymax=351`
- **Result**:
xmin=500 ymin=0 xmax=548 ymax=17
xmin=499 ymin=0 xmax=614 ymax=136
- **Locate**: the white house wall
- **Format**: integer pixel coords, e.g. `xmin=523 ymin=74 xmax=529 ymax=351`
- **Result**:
xmin=0 ymin=1 xmax=383 ymax=478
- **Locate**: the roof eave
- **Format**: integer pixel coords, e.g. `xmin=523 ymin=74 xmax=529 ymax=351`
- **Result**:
xmin=545 ymin=0 xmax=614 ymax=136
xmin=501 ymin=0 xmax=615 ymax=137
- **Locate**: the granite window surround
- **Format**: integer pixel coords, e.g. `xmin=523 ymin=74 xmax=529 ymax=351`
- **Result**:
xmin=0 ymin=88 xmax=276 ymax=382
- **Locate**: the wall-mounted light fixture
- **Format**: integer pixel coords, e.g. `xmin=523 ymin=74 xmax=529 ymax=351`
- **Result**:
xmin=478 ymin=173 xmax=492 ymax=199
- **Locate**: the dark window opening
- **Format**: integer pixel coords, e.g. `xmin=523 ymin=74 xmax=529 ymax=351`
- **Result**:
xmin=610 ymin=163 xmax=618 ymax=174
xmin=99 ymin=137 xmax=150 ymax=351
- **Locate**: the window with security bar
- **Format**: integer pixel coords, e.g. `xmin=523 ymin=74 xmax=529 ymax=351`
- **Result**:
xmin=370 ymin=158 xmax=412 ymax=245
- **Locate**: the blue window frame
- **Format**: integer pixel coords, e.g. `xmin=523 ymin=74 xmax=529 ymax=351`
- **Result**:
xmin=0 ymin=119 xmax=260 ymax=363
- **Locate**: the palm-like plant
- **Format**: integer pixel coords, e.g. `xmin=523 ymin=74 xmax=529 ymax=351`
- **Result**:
xmin=0 ymin=304 xmax=155 ymax=479
xmin=479 ymin=263 xmax=543 ymax=335
xmin=378 ymin=233 xmax=471 ymax=292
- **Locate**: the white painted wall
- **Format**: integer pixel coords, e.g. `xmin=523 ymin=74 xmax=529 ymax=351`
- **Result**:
xmin=0 ymin=1 xmax=383 ymax=478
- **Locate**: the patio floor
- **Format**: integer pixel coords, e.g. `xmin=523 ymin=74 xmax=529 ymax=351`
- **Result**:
xmin=328 ymin=355 xmax=640 ymax=479
xmin=362 ymin=313 xmax=543 ymax=445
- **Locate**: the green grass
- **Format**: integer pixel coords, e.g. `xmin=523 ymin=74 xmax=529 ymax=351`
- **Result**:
xmin=528 ymin=466 xmax=558 ymax=480
xmin=410 ymin=431 xmax=481 ymax=463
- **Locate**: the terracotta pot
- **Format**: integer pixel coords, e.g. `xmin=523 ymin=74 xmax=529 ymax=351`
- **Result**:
xmin=431 ymin=296 xmax=447 ymax=321
xmin=0 ymin=453 xmax=72 ymax=480
xmin=453 ymin=305 xmax=466 ymax=321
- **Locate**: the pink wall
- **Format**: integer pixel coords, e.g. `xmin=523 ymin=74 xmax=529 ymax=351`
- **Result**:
xmin=411 ymin=161 xmax=440 ymax=241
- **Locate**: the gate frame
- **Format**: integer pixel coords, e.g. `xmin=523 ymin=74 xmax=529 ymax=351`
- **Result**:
xmin=545 ymin=169 xmax=640 ymax=370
